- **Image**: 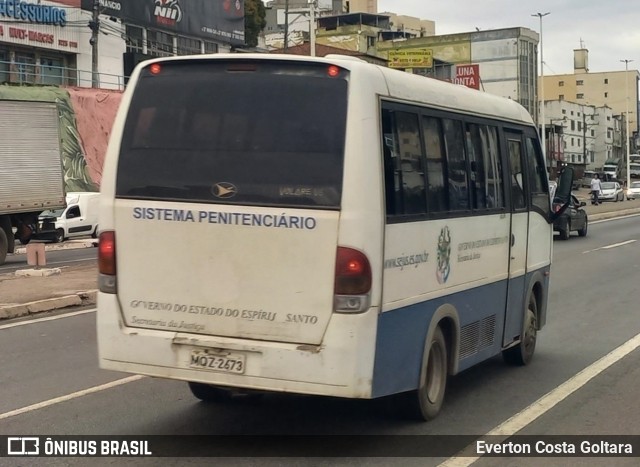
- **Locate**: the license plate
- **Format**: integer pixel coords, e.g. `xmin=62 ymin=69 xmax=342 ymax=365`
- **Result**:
xmin=189 ymin=350 xmax=246 ymax=374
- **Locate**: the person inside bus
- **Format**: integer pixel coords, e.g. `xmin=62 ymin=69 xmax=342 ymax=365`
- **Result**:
xmin=590 ymin=173 xmax=603 ymax=205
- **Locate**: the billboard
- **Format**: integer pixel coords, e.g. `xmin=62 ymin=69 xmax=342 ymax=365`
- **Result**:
xmin=388 ymin=48 xmax=433 ymax=69
xmin=81 ymin=0 xmax=245 ymax=45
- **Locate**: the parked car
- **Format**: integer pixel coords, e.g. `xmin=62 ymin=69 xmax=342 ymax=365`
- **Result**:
xmin=553 ymin=194 xmax=588 ymax=240
xmin=39 ymin=192 xmax=100 ymax=243
xmin=626 ymin=181 xmax=640 ymax=200
xmin=598 ymin=181 xmax=624 ymax=202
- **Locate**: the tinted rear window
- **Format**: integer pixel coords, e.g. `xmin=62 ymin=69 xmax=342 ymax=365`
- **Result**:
xmin=116 ymin=60 xmax=349 ymax=209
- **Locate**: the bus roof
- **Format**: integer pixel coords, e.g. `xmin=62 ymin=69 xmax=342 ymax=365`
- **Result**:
xmin=133 ymin=53 xmax=535 ymax=127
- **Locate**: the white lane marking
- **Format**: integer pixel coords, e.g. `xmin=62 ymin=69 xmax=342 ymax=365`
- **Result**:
xmin=602 ymin=239 xmax=636 ymax=249
xmin=582 ymin=239 xmax=636 ymax=254
xmin=439 ymin=331 xmax=640 ymax=467
xmin=0 ymin=308 xmax=96 ymax=331
xmin=0 ymin=375 xmax=146 ymax=421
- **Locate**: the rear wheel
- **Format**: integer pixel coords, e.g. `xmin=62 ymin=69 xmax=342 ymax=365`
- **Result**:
xmin=188 ymin=382 xmax=233 ymax=403
xmin=188 ymin=382 xmax=264 ymax=403
xmin=559 ymin=220 xmax=570 ymax=240
xmin=578 ymin=218 xmax=588 ymax=237
xmin=0 ymin=228 xmax=8 ymax=265
xmin=503 ymin=297 xmax=538 ymax=366
xmin=402 ymin=326 xmax=448 ymax=421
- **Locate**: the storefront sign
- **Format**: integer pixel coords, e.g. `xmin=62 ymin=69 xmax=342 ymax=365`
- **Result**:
xmin=388 ymin=49 xmax=433 ymax=69
xmin=0 ymin=24 xmax=78 ymax=50
xmin=453 ymin=64 xmax=480 ymax=90
xmin=0 ymin=0 xmax=67 ymax=26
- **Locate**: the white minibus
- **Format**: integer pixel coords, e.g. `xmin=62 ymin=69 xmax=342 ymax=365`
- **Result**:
xmin=97 ymin=54 xmax=572 ymax=420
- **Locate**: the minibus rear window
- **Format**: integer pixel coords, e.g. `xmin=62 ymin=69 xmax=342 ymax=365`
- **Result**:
xmin=116 ymin=60 xmax=349 ymax=209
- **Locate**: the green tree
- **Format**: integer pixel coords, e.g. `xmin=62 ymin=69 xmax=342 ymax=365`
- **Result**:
xmin=244 ymin=0 xmax=267 ymax=48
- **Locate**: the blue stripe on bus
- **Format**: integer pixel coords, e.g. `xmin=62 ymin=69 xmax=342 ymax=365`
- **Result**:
xmin=371 ymin=278 xmax=512 ymax=398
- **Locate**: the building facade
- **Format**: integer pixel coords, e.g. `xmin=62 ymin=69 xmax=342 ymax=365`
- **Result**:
xmin=0 ymin=1 xmax=87 ymax=86
xmin=542 ymin=49 xmax=640 ymax=155
xmin=1 ymin=0 xmax=243 ymax=90
xmin=544 ymin=99 xmax=618 ymax=170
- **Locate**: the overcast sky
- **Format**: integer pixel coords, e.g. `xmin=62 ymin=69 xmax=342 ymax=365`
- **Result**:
xmin=377 ymin=0 xmax=640 ymax=75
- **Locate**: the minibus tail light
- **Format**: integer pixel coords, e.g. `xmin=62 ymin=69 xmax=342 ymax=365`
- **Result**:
xmin=334 ymin=247 xmax=371 ymax=313
xmin=98 ymin=230 xmax=117 ymax=294
xmin=327 ymin=65 xmax=340 ymax=77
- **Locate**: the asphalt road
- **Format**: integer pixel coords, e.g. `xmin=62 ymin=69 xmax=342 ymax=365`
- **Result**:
xmin=0 ymin=214 xmax=639 ymax=465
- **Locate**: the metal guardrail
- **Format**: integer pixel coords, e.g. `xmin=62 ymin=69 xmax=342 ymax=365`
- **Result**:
xmin=0 ymin=59 xmax=127 ymax=90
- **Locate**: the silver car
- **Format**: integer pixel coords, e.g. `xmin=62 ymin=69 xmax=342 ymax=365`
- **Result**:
xmin=627 ymin=181 xmax=640 ymax=200
xmin=599 ymin=181 xmax=624 ymax=202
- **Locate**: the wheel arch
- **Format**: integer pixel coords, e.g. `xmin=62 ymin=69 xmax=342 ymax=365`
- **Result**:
xmin=425 ymin=304 xmax=460 ymax=376
xmin=527 ymin=271 xmax=548 ymax=330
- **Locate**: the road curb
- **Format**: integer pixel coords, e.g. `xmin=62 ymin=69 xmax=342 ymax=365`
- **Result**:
xmin=0 ymin=290 xmax=97 ymax=320
xmin=589 ymin=208 xmax=640 ymax=221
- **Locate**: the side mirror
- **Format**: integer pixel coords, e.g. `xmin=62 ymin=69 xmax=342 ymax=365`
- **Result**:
xmin=549 ymin=167 xmax=575 ymax=223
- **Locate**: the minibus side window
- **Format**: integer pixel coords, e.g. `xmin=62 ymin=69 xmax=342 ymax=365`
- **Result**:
xmin=442 ymin=119 xmax=469 ymax=211
xmin=382 ymin=108 xmax=402 ymax=216
xmin=465 ymin=123 xmax=504 ymax=210
xmin=395 ymin=112 xmax=427 ymax=215
xmin=421 ymin=116 xmax=447 ymax=213
xmin=525 ymin=135 xmax=551 ymax=214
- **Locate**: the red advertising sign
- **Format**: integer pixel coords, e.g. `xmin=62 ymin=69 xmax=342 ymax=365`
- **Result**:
xmin=454 ymin=64 xmax=480 ymax=90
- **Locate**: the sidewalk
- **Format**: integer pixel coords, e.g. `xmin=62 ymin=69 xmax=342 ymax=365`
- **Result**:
xmin=1 ymin=199 xmax=640 ymax=322
xmin=574 ymin=186 xmax=640 ymax=220
xmin=0 ymin=240 xmax=98 ymax=320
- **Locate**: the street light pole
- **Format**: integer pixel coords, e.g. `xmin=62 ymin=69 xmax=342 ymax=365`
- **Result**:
xmin=90 ymin=0 xmax=100 ymax=88
xmin=533 ymin=12 xmax=550 ymax=164
xmin=621 ymin=59 xmax=633 ymax=194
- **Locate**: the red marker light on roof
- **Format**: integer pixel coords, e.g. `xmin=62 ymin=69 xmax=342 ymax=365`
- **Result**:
xmin=327 ymin=65 xmax=340 ymax=77
xmin=149 ymin=63 xmax=162 ymax=75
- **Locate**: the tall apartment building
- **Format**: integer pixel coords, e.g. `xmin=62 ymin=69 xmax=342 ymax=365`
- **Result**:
xmin=541 ymin=49 xmax=640 ymax=153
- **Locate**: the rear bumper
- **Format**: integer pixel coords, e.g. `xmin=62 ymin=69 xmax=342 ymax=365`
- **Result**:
xmin=97 ymin=293 xmax=378 ymax=398
xmin=552 ymin=215 xmax=569 ymax=231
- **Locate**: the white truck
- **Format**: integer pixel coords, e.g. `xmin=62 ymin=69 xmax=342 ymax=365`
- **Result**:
xmin=39 ymin=192 xmax=100 ymax=243
xmin=602 ymin=157 xmax=625 ymax=181
xmin=0 ymin=100 xmax=66 ymax=265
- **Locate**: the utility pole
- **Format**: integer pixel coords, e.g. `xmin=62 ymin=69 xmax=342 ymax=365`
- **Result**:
xmin=532 ymin=12 xmax=550 ymax=163
xmin=309 ymin=1 xmax=316 ymax=57
xmin=621 ymin=59 xmax=633 ymax=193
xmin=89 ymin=0 xmax=100 ymax=88
xmin=283 ymin=0 xmax=289 ymax=52
xmin=583 ymin=112 xmax=587 ymax=164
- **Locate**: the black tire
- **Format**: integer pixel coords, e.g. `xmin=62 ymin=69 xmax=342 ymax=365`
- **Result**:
xmin=577 ymin=218 xmax=588 ymax=237
xmin=0 ymin=227 xmax=8 ymax=266
xmin=503 ymin=297 xmax=538 ymax=366
xmin=188 ymin=382 xmax=233 ymax=403
xmin=559 ymin=220 xmax=570 ymax=240
xmin=91 ymin=226 xmax=99 ymax=239
xmin=55 ymin=229 xmax=65 ymax=244
xmin=187 ymin=382 xmax=264 ymax=403
xmin=402 ymin=326 xmax=448 ymax=421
